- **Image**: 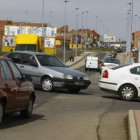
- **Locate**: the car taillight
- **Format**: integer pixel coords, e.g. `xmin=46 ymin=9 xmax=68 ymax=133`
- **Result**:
xmin=101 ymin=63 xmax=105 ymax=67
xmin=102 ymin=70 xmax=108 ymax=78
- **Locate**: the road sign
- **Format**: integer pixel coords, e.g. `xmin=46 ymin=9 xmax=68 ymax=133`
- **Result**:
xmin=104 ymin=34 xmax=116 ymax=42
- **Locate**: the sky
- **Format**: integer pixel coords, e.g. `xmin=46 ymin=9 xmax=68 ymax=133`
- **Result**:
xmin=0 ymin=0 xmax=140 ymax=41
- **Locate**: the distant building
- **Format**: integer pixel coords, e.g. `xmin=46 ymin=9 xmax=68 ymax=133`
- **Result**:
xmin=132 ymin=31 xmax=140 ymax=48
xmin=0 ymin=20 xmax=49 ymax=49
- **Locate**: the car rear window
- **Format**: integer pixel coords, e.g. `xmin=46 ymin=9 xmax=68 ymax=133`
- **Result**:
xmin=104 ymin=58 xmax=120 ymax=64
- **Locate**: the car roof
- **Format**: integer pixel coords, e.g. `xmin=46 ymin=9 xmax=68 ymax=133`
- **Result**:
xmin=104 ymin=58 xmax=120 ymax=61
xmin=111 ymin=63 xmax=140 ymax=70
xmin=8 ymin=51 xmax=53 ymax=56
xmin=0 ymin=56 xmax=11 ymax=60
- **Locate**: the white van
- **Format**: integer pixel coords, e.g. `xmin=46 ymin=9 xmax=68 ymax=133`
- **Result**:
xmin=85 ymin=56 xmax=99 ymax=71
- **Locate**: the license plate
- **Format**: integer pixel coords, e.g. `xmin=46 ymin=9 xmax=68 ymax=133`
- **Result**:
xmin=75 ymin=82 xmax=83 ymax=85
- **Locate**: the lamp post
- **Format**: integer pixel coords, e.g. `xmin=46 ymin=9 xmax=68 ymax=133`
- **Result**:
xmin=126 ymin=1 xmax=133 ymax=64
xmin=63 ymin=0 xmax=69 ymax=63
xmin=139 ymin=17 xmax=140 ymax=29
xmin=75 ymin=7 xmax=79 ymax=61
xmin=85 ymin=11 xmax=89 ymax=51
xmin=96 ymin=16 xmax=98 ymax=47
xmin=135 ymin=14 xmax=137 ymax=31
xmin=81 ymin=12 xmax=84 ymax=49
xmin=50 ymin=12 xmax=53 ymax=26
xmin=42 ymin=0 xmax=44 ymax=37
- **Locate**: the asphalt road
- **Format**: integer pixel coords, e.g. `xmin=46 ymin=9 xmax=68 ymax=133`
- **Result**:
xmin=0 ymin=52 xmax=140 ymax=140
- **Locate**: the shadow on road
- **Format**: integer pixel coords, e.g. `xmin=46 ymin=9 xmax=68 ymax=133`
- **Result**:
xmin=102 ymin=95 xmax=140 ymax=102
xmin=53 ymin=88 xmax=94 ymax=95
xmin=0 ymin=113 xmax=44 ymax=130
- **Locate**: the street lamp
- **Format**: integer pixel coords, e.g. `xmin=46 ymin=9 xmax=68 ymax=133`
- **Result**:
xmin=85 ymin=11 xmax=89 ymax=51
xmin=50 ymin=12 xmax=53 ymax=26
xmin=126 ymin=0 xmax=133 ymax=64
xmin=75 ymin=7 xmax=79 ymax=61
xmin=135 ymin=14 xmax=137 ymax=31
xmin=139 ymin=17 xmax=140 ymax=29
xmin=81 ymin=12 xmax=84 ymax=49
xmin=63 ymin=0 xmax=69 ymax=63
xmin=42 ymin=0 xmax=44 ymax=37
xmin=96 ymin=16 xmax=98 ymax=47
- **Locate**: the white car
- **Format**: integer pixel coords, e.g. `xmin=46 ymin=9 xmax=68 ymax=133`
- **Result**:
xmin=100 ymin=58 xmax=120 ymax=74
xmin=99 ymin=63 xmax=140 ymax=101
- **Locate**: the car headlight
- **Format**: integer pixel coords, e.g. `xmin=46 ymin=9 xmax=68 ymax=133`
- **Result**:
xmin=83 ymin=76 xmax=90 ymax=80
xmin=65 ymin=75 xmax=73 ymax=79
xmin=61 ymin=74 xmax=73 ymax=79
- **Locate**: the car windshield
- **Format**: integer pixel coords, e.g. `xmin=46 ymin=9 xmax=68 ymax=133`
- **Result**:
xmin=104 ymin=58 xmax=120 ymax=64
xmin=15 ymin=44 xmax=36 ymax=52
xmin=36 ymin=54 xmax=66 ymax=67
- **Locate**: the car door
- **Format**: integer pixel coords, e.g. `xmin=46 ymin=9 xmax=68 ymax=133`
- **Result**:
xmin=0 ymin=60 xmax=19 ymax=110
xmin=19 ymin=54 xmax=41 ymax=84
xmin=130 ymin=66 xmax=140 ymax=90
xmin=7 ymin=60 xmax=30 ymax=108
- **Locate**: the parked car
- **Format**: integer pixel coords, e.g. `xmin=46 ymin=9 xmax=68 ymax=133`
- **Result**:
xmin=0 ymin=56 xmax=35 ymax=123
xmin=99 ymin=58 xmax=121 ymax=74
xmin=5 ymin=51 xmax=91 ymax=93
xmin=99 ymin=63 xmax=140 ymax=101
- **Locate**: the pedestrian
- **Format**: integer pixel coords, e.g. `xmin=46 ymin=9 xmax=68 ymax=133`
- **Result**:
xmin=69 ymin=56 xmax=72 ymax=62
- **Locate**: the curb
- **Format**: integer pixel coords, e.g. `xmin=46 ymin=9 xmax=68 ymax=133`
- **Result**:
xmin=129 ymin=110 xmax=138 ymax=140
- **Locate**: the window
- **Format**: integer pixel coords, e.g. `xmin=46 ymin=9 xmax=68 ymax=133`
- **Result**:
xmin=22 ymin=54 xmax=37 ymax=66
xmin=8 ymin=60 xmax=22 ymax=80
xmin=15 ymin=44 xmax=36 ymax=52
xmin=104 ymin=58 xmax=120 ymax=64
xmin=130 ymin=66 xmax=140 ymax=75
xmin=36 ymin=55 xmax=66 ymax=67
xmin=1 ymin=60 xmax=13 ymax=80
xmin=6 ymin=52 xmax=23 ymax=64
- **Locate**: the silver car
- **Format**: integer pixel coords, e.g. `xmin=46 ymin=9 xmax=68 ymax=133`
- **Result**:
xmin=5 ymin=51 xmax=91 ymax=93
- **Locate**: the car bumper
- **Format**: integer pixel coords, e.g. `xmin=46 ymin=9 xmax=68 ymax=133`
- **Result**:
xmin=98 ymin=80 xmax=118 ymax=91
xmin=54 ymin=79 xmax=91 ymax=89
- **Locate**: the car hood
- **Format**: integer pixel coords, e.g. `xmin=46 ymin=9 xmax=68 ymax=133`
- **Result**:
xmin=45 ymin=66 xmax=87 ymax=76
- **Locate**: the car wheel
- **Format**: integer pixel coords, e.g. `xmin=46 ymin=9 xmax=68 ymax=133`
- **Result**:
xmin=41 ymin=77 xmax=54 ymax=92
xmin=85 ymin=68 xmax=87 ymax=71
xmin=119 ymin=84 xmax=136 ymax=101
xmin=0 ymin=100 xmax=3 ymax=123
xmin=20 ymin=98 xmax=34 ymax=118
xmin=68 ymin=88 xmax=81 ymax=93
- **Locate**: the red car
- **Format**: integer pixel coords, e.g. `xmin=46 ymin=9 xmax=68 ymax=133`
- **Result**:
xmin=0 ymin=56 xmax=35 ymax=123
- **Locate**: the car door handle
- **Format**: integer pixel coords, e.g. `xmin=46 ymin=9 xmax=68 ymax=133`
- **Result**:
xmin=20 ymin=65 xmax=24 ymax=68
xmin=135 ymin=77 xmax=139 ymax=80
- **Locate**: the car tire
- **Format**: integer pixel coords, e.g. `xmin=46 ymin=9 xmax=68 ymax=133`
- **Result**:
xmin=85 ymin=68 xmax=87 ymax=71
xmin=20 ymin=98 xmax=34 ymax=118
xmin=119 ymin=84 xmax=137 ymax=101
xmin=0 ymin=100 xmax=3 ymax=123
xmin=41 ymin=77 xmax=54 ymax=92
xmin=68 ymin=88 xmax=81 ymax=93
